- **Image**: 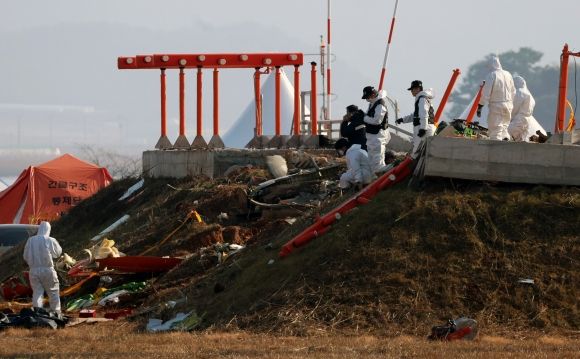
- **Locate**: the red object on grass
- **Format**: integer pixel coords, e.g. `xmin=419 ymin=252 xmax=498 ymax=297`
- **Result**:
xmin=95 ymin=256 xmax=183 ymax=273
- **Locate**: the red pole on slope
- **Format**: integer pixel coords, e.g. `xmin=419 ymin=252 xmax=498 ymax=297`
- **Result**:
xmin=556 ymin=44 xmax=570 ymax=134
xmin=293 ymin=65 xmax=301 ymax=135
xmin=465 ymin=81 xmax=485 ymax=124
xmin=179 ymin=67 xmax=186 ymax=136
xmin=196 ymin=67 xmax=203 ymax=137
xmin=434 ymin=68 xmax=461 ymax=126
xmin=378 ymin=0 xmax=399 ymax=91
xmin=160 ymin=69 xmax=167 ymax=137
xmin=275 ymin=66 xmax=281 ymax=136
xmin=310 ymin=62 xmax=318 ymax=135
xmin=213 ymin=68 xmax=219 ymax=136
xmin=254 ymin=68 xmax=262 ymax=136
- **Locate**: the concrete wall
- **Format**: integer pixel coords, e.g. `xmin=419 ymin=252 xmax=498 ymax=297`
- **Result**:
xmin=424 ymin=137 xmax=580 ymax=186
xmin=143 ymin=149 xmax=335 ymax=179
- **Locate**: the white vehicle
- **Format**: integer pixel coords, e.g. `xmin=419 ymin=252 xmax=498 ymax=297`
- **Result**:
xmin=0 ymin=224 xmax=39 ymax=256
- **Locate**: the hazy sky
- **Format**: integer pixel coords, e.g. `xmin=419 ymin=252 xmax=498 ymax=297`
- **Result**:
xmin=1 ymin=0 xmax=579 ymax=151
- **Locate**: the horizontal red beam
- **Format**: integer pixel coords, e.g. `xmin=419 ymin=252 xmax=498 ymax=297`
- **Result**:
xmin=118 ymin=53 xmax=304 ymax=70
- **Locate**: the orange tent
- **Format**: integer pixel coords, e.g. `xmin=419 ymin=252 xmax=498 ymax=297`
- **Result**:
xmin=0 ymin=154 xmax=113 ymax=224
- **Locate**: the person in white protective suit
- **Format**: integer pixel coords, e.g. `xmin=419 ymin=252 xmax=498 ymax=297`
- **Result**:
xmin=508 ymin=75 xmax=537 ymax=141
xmin=23 ymin=221 xmax=62 ymax=312
xmin=396 ymin=80 xmax=437 ymax=158
xmin=361 ymin=86 xmax=391 ymax=173
xmin=476 ymin=56 xmax=516 ymax=140
xmin=335 ymin=138 xmax=374 ymax=190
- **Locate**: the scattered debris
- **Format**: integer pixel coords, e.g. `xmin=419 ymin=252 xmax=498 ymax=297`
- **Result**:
xmin=90 ymin=215 xmax=131 ymax=242
xmin=0 ymin=307 xmax=68 ymax=331
xmin=265 ymin=155 xmax=288 ymax=178
xmin=427 ymin=318 xmax=478 ymax=341
xmin=118 ymin=178 xmax=145 ymax=201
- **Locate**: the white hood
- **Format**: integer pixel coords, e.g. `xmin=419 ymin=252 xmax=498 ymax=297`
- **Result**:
xmin=37 ymin=221 xmax=51 ymax=238
xmin=488 ymin=56 xmax=502 ymax=71
xmin=514 ymin=75 xmax=527 ymax=90
xmin=416 ymin=88 xmax=435 ymax=100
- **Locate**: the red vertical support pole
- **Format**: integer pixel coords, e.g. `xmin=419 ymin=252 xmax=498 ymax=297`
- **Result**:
xmin=434 ymin=68 xmax=461 ymax=126
xmin=466 ymin=82 xmax=485 ymax=124
xmin=208 ymin=68 xmax=224 ymax=148
xmin=160 ymin=69 xmax=167 ymax=137
xmin=213 ymin=68 xmax=219 ymax=136
xmin=275 ymin=66 xmax=281 ymax=136
xmin=254 ymin=68 xmax=262 ymax=136
xmin=179 ymin=68 xmax=185 ymax=136
xmin=173 ymin=67 xmax=190 ymax=148
xmin=310 ymin=62 xmax=318 ymax=135
xmin=191 ymin=67 xmax=207 ymax=148
xmin=155 ymin=68 xmax=172 ymax=149
xmin=196 ymin=67 xmax=203 ymax=137
xmin=556 ymin=43 xmax=569 ymax=134
xmin=293 ymin=65 xmax=301 ymax=135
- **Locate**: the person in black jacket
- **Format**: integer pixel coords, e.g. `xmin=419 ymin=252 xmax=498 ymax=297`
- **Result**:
xmin=340 ymin=105 xmax=367 ymax=151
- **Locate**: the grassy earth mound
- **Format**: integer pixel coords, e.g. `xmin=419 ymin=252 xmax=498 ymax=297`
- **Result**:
xmin=163 ymin=184 xmax=579 ymax=335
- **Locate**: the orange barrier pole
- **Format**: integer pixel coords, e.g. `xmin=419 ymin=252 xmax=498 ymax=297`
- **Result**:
xmin=434 ymin=68 xmax=461 ymax=125
xmin=556 ymin=44 xmax=570 ymax=134
xmin=254 ymin=68 xmax=262 ymax=136
xmin=465 ymin=81 xmax=485 ymax=124
xmin=275 ymin=66 xmax=281 ymax=136
xmin=196 ymin=67 xmax=203 ymax=137
xmin=160 ymin=69 xmax=167 ymax=137
xmin=213 ymin=68 xmax=219 ymax=136
xmin=293 ymin=65 xmax=301 ymax=135
xmin=279 ymin=156 xmax=413 ymax=258
xmin=310 ymin=62 xmax=318 ymax=135
xmin=378 ymin=0 xmax=399 ymax=90
xmin=179 ymin=68 xmax=186 ymax=136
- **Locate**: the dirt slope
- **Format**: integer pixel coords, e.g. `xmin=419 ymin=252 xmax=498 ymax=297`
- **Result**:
xmin=156 ymin=184 xmax=579 ymax=335
xmin=1 ymin=173 xmax=578 ymax=336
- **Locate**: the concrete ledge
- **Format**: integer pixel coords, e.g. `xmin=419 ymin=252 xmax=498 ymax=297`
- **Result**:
xmin=424 ymin=136 xmax=580 ymax=186
xmin=143 ymin=148 xmax=335 ymax=179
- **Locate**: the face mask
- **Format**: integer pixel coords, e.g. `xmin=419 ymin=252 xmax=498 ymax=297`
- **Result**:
xmin=337 ymin=149 xmax=345 ymax=156
xmin=366 ymin=98 xmax=372 ymax=103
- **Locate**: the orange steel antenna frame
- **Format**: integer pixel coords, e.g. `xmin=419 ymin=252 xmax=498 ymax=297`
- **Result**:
xmin=118 ymin=53 xmax=304 ymax=148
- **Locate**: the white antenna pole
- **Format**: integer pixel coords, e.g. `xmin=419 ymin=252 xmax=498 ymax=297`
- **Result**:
xmin=378 ymin=0 xmax=399 ymax=90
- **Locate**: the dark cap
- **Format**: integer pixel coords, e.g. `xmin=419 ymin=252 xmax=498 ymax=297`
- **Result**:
xmin=407 ymin=80 xmax=423 ymax=91
xmin=346 ymin=105 xmax=359 ymax=113
xmin=361 ymin=86 xmax=376 ymax=99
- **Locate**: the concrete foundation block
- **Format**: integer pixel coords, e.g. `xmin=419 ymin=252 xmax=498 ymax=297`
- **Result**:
xmin=191 ymin=135 xmax=208 ymax=149
xmin=245 ymin=135 xmax=272 ymax=149
xmin=424 ymin=136 xmax=580 ymax=186
xmin=154 ymin=135 xmax=173 ymax=150
xmin=208 ymin=135 xmax=225 ymax=149
xmin=267 ymin=135 xmax=290 ymax=149
xmin=286 ymin=135 xmax=306 ymax=149
xmin=302 ymin=135 xmax=320 ymax=149
xmin=173 ymin=135 xmax=191 ymax=149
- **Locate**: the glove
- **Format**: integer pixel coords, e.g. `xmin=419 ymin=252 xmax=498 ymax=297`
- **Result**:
xmin=417 ymin=129 xmax=426 ymax=138
xmin=476 ymin=104 xmax=483 ymax=118
xmin=395 ymin=118 xmax=403 ymax=125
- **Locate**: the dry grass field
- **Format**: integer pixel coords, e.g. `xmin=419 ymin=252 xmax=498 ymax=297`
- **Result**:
xmin=0 ymin=322 xmax=578 ymax=358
